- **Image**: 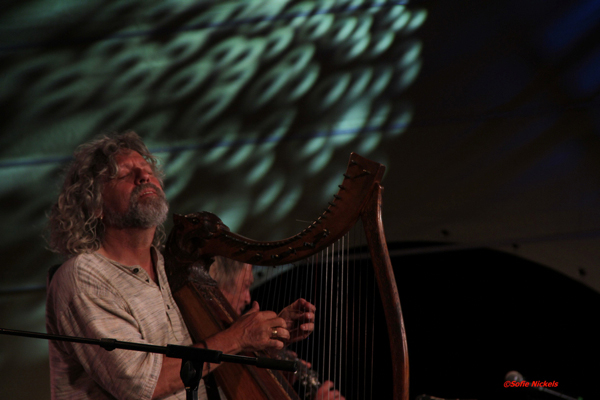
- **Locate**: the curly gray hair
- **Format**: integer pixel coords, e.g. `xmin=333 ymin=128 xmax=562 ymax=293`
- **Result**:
xmin=48 ymin=131 xmax=165 ymax=256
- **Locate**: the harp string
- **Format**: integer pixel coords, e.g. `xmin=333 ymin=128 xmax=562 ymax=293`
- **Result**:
xmin=334 ymin=238 xmax=341 ymax=396
xmin=334 ymin=235 xmax=345 ymax=397
xmin=349 ymin=227 xmax=357 ymax=400
xmin=326 ymin=243 xmax=335 ymax=388
xmin=370 ymin=266 xmax=376 ymax=400
xmin=247 ymin=224 xmax=381 ymax=400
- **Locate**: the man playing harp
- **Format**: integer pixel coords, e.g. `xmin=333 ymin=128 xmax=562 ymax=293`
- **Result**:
xmin=209 ymin=256 xmax=345 ymax=400
xmin=45 ymin=131 xmax=315 ymax=400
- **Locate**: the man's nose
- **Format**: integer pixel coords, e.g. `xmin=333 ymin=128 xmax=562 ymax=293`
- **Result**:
xmin=135 ymin=169 xmax=151 ymax=184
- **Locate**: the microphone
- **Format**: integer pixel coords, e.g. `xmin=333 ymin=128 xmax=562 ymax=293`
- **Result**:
xmin=505 ymin=370 xmax=524 ymax=382
xmin=217 ymin=352 xmax=298 ymax=372
xmin=255 ymin=356 xmax=298 ymax=372
xmin=504 ymin=371 xmax=580 ymax=400
xmin=415 ymin=395 xmax=476 ymax=400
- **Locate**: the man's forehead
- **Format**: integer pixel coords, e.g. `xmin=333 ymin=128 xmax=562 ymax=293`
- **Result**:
xmin=115 ymin=148 xmax=138 ymax=159
xmin=243 ymin=264 xmax=254 ymax=282
xmin=115 ymin=150 xmax=149 ymax=166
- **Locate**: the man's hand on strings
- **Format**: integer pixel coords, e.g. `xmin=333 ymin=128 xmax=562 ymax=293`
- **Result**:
xmin=277 ymin=298 xmax=316 ymax=344
xmin=229 ymin=301 xmax=290 ymax=352
xmin=315 ymin=381 xmax=345 ymax=400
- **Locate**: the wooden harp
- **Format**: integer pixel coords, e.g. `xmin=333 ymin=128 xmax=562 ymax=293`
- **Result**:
xmin=164 ymin=153 xmax=409 ymax=400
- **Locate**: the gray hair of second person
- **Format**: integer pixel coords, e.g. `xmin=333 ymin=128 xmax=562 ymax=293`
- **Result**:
xmin=48 ymin=130 xmax=165 ymax=257
xmin=209 ymin=256 xmax=249 ymax=292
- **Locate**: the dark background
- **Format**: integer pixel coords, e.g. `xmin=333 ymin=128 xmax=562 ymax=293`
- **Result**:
xmin=396 ymin=246 xmax=598 ymax=400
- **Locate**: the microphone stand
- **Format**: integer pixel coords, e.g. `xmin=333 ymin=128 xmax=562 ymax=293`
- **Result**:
xmin=1 ymin=327 xmax=297 ymax=400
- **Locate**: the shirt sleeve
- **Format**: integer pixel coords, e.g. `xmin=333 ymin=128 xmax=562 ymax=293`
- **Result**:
xmin=51 ymin=262 xmax=163 ymax=400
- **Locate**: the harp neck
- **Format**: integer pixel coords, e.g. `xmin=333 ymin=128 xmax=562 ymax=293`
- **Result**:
xmin=165 ymin=153 xmax=385 ymax=271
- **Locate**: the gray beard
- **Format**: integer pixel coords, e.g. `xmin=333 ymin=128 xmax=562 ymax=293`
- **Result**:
xmin=103 ymin=184 xmax=168 ymax=229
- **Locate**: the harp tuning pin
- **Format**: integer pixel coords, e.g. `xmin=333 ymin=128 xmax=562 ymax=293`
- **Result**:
xmin=352 ymin=160 xmax=366 ymax=169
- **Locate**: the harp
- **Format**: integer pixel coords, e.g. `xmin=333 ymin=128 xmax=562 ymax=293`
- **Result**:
xmin=164 ymin=153 xmax=408 ymax=400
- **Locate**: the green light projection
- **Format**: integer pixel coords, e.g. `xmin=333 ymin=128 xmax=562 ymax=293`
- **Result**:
xmin=0 ymin=1 xmax=424 ymax=399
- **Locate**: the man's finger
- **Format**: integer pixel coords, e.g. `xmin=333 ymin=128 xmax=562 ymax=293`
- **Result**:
xmin=294 ymin=298 xmax=316 ymax=312
xmin=300 ymin=322 xmax=314 ymax=332
xmin=268 ymin=339 xmax=284 ymax=350
xmin=271 ymin=316 xmax=287 ymax=327
xmin=246 ymin=301 xmax=260 ymax=314
xmin=273 ymin=327 xmax=290 ymax=340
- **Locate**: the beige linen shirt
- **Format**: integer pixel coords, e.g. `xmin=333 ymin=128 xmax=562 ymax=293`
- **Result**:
xmin=46 ymin=249 xmax=206 ymax=400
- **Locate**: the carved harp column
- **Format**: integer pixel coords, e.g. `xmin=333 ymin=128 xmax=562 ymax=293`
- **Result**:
xmin=164 ymin=153 xmax=409 ymax=400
